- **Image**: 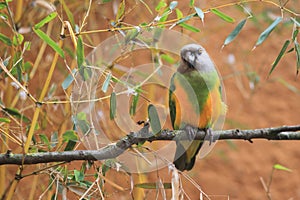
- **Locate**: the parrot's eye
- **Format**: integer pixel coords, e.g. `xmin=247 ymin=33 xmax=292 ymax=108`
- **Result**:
xmin=198 ymin=48 xmax=202 ymax=54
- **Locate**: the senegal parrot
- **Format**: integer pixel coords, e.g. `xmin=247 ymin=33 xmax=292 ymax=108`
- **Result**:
xmin=169 ymin=44 xmax=226 ymax=171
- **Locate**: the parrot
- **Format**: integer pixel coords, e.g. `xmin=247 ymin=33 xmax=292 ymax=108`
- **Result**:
xmin=169 ymin=44 xmax=226 ymax=171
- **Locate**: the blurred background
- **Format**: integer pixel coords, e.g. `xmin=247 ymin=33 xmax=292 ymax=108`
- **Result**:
xmin=0 ymin=0 xmax=299 ymax=199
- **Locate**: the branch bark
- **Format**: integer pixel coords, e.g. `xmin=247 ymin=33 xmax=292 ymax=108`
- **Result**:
xmin=1 ymin=125 xmax=300 ymax=165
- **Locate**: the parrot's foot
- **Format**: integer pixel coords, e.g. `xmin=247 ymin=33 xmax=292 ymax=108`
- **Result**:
xmin=184 ymin=125 xmax=198 ymax=141
xmin=205 ymin=128 xmax=213 ymax=145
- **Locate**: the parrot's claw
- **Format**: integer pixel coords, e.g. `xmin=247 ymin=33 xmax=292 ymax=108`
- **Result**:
xmin=205 ymin=128 xmax=213 ymax=145
xmin=184 ymin=125 xmax=198 ymax=141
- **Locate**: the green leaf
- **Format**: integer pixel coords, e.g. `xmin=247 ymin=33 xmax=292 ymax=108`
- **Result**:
xmin=161 ymin=54 xmax=175 ymax=64
xmin=34 ymin=12 xmax=57 ymax=29
xmin=292 ymin=29 xmax=299 ymax=42
xmin=189 ymin=0 xmax=194 ymax=7
xmin=33 ymin=28 xmax=64 ymax=58
xmin=169 ymin=1 xmax=177 ymax=10
xmin=135 ymin=182 xmax=172 ymax=189
xmin=273 ymin=164 xmax=292 ymax=172
xmin=295 ymin=42 xmax=300 ymax=74
xmin=60 ymin=0 xmax=75 ymax=28
xmin=63 ymin=130 xmax=78 ymax=142
xmin=177 ymin=14 xmax=194 ymax=24
xmin=130 ymin=91 xmax=140 ymax=116
xmin=211 ymin=8 xmax=235 ymax=23
xmin=110 ymin=92 xmax=116 ymax=119
xmin=125 ymin=28 xmax=140 ymax=44
xmin=175 ymin=8 xmax=183 ymax=19
xmin=0 ymin=2 xmax=7 ymax=9
xmin=179 ymin=22 xmax=200 ymax=32
xmin=3 ymin=107 xmax=30 ymax=123
xmin=0 ymin=117 xmax=10 ymax=123
xmin=102 ymin=73 xmax=112 ymax=93
xmin=0 ymin=33 xmax=12 ymax=46
xmin=255 ymin=17 xmax=282 ymax=47
xmin=50 ymin=131 xmax=58 ymax=148
xmin=76 ymin=36 xmax=84 ymax=68
xmin=74 ymin=170 xmax=84 ymax=182
xmin=79 ymin=67 xmax=92 ymax=81
xmin=12 ymin=33 xmax=24 ymax=46
xmin=269 ymin=40 xmax=290 ymax=76
xmin=73 ymin=113 xmax=90 ymax=134
xmin=39 ymin=134 xmax=51 ymax=149
xmin=194 ymin=7 xmax=204 ymax=23
xmin=223 ymin=18 xmax=247 ymax=46
xmin=116 ymin=0 xmax=125 ymax=21
xmin=155 ymin=0 xmax=167 ymax=12
xmin=62 ymin=69 xmax=75 ymax=90
xmin=291 ymin=17 xmax=300 ymax=27
xmin=148 ymin=104 xmax=161 ymax=134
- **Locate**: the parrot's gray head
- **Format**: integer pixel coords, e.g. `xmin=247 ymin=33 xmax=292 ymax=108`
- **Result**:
xmin=178 ymin=44 xmax=216 ymax=74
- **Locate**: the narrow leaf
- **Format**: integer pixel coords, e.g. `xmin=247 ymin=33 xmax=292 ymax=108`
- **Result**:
xmin=130 ymin=91 xmax=140 ymax=116
xmin=189 ymin=0 xmax=194 ymax=7
xmin=33 ymin=28 xmax=64 ymax=58
xmin=223 ymin=18 xmax=247 ymax=46
xmin=74 ymin=170 xmax=84 ymax=182
xmin=62 ymin=70 xmax=75 ymax=90
xmin=292 ymin=29 xmax=299 ymax=41
xmin=0 ymin=117 xmax=10 ymax=123
xmin=102 ymin=73 xmax=112 ymax=93
xmin=255 ymin=17 xmax=282 ymax=47
xmin=194 ymin=7 xmax=204 ymax=23
xmin=148 ymin=104 xmax=161 ymax=134
xmin=63 ymin=130 xmax=78 ymax=142
xmin=175 ymin=8 xmax=183 ymax=19
xmin=273 ymin=164 xmax=292 ymax=172
xmin=0 ymin=2 xmax=7 ymax=9
xmin=76 ymin=36 xmax=84 ymax=68
xmin=61 ymin=0 xmax=75 ymax=27
xmin=169 ymin=1 xmax=177 ymax=10
xmin=135 ymin=182 xmax=172 ymax=189
xmin=39 ymin=134 xmax=51 ymax=149
xmin=269 ymin=40 xmax=290 ymax=76
xmin=12 ymin=33 xmax=24 ymax=46
xmin=110 ymin=92 xmax=116 ymax=119
xmin=3 ymin=107 xmax=30 ymax=123
xmin=177 ymin=14 xmax=194 ymax=24
xmin=211 ymin=8 xmax=235 ymax=23
xmin=0 ymin=33 xmax=12 ymax=46
xmin=295 ymin=42 xmax=300 ymax=74
xmin=179 ymin=22 xmax=200 ymax=32
xmin=116 ymin=0 xmax=125 ymax=21
xmin=34 ymin=12 xmax=57 ymax=29
xmin=291 ymin=17 xmax=300 ymax=27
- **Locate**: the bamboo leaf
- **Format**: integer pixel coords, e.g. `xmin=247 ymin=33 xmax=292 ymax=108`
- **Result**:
xmin=291 ymin=17 xmax=300 ymax=27
xmin=189 ymin=0 xmax=194 ymax=7
xmin=223 ymin=18 xmax=247 ymax=46
xmin=110 ymin=92 xmax=116 ymax=120
xmin=269 ymin=40 xmax=290 ymax=76
xmin=273 ymin=164 xmax=292 ymax=172
xmin=211 ymin=8 xmax=235 ymax=23
xmin=33 ymin=28 xmax=64 ymax=58
xmin=148 ymin=104 xmax=161 ymax=134
xmin=194 ymin=6 xmax=204 ymax=23
xmin=130 ymin=91 xmax=140 ymax=116
xmin=135 ymin=182 xmax=172 ymax=189
xmin=34 ymin=12 xmax=57 ymax=29
xmin=255 ymin=17 xmax=282 ymax=47
xmin=177 ymin=14 xmax=194 ymax=24
xmin=76 ymin=36 xmax=84 ymax=68
xmin=169 ymin=1 xmax=177 ymax=10
xmin=179 ymin=22 xmax=200 ymax=32
xmin=116 ymin=0 xmax=125 ymax=21
xmin=0 ymin=117 xmax=10 ymax=123
xmin=0 ymin=33 xmax=12 ymax=46
xmin=62 ymin=69 xmax=75 ymax=90
xmin=295 ymin=42 xmax=300 ymax=74
xmin=102 ymin=73 xmax=112 ymax=93
xmin=3 ymin=107 xmax=30 ymax=123
xmin=175 ymin=8 xmax=183 ymax=19
xmin=292 ymin=29 xmax=299 ymax=42
xmin=60 ymin=0 xmax=75 ymax=28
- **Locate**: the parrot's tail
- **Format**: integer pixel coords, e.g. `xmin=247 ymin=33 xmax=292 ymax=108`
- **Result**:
xmin=173 ymin=140 xmax=203 ymax=171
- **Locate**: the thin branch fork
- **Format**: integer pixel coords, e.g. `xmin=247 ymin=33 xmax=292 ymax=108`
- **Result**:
xmin=0 ymin=125 xmax=300 ymax=165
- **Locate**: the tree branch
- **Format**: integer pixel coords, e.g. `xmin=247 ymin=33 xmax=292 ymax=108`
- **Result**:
xmin=1 ymin=125 xmax=300 ymax=165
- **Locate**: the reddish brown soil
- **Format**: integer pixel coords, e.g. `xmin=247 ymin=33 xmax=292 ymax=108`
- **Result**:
xmin=2 ymin=1 xmax=300 ymax=200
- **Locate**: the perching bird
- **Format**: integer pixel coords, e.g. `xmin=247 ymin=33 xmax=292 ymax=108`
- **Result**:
xmin=169 ymin=44 xmax=226 ymax=171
